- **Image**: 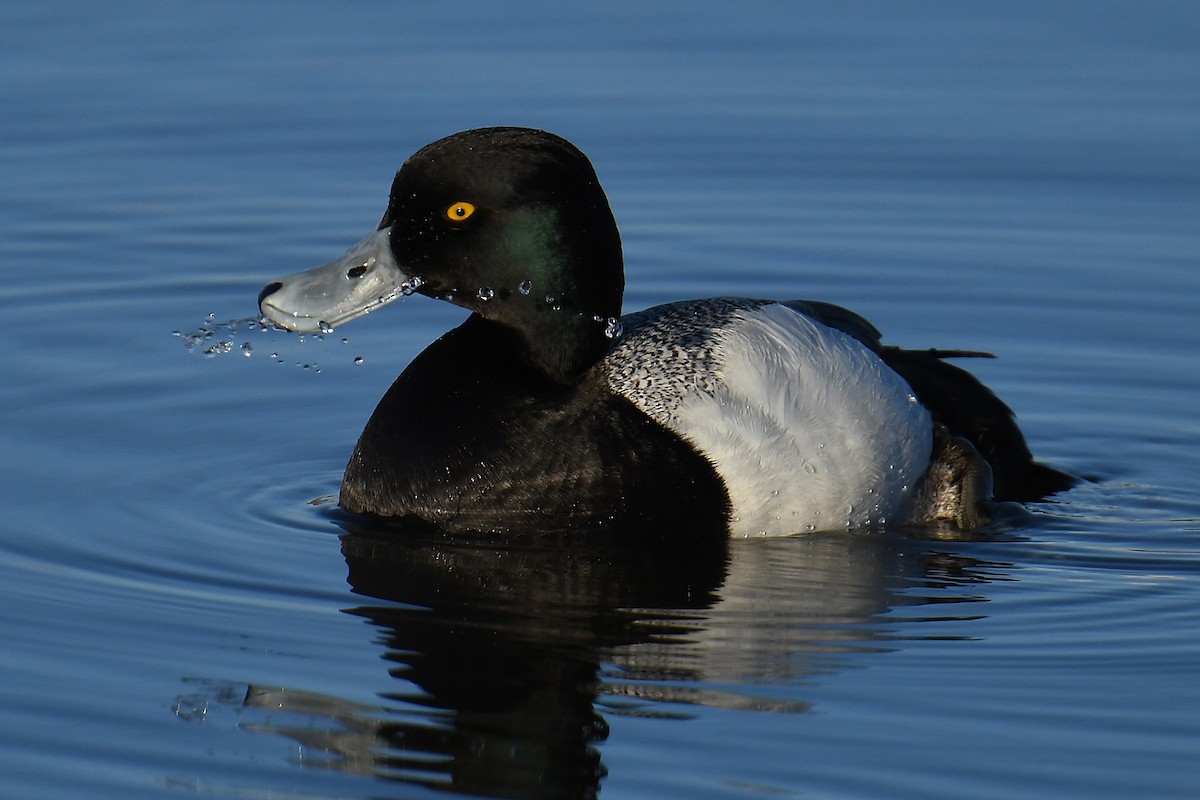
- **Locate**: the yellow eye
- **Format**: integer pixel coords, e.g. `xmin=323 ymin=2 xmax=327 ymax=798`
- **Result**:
xmin=445 ymin=201 xmax=476 ymax=223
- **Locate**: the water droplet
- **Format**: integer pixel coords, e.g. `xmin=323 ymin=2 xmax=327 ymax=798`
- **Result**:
xmin=518 ymin=279 xmax=533 ymax=295
xmin=353 ymin=356 xmax=364 ymax=365
xmin=341 ymin=337 xmax=349 ymax=345
xmin=318 ymin=321 xmax=334 ymax=334
xmin=400 ymin=275 xmax=424 ymax=296
xmin=803 ymin=463 xmax=817 ymax=474
xmin=604 ymin=316 xmax=623 ymax=339
xmin=545 ymin=293 xmax=561 ymax=311
xmin=477 ymin=286 xmax=495 ymax=301
xmin=240 ymin=342 xmax=253 ymax=357
xmin=203 ymin=340 xmax=233 ymax=356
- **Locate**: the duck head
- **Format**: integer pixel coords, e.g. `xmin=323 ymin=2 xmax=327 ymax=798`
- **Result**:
xmin=258 ymin=127 xmax=625 ymax=381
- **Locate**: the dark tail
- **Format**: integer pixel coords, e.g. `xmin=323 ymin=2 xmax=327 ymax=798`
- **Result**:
xmin=879 ymin=347 xmax=1075 ymax=502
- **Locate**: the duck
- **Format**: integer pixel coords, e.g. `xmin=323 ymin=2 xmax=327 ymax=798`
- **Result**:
xmin=258 ymin=126 xmax=1073 ymax=538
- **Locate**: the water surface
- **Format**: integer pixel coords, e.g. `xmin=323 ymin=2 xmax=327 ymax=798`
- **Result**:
xmin=2 ymin=2 xmax=1199 ymax=798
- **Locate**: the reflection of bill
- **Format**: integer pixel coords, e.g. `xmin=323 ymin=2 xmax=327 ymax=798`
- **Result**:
xmin=234 ymin=526 xmax=998 ymax=798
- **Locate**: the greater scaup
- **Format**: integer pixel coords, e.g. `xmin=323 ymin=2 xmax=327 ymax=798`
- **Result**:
xmin=258 ymin=126 xmax=1072 ymax=537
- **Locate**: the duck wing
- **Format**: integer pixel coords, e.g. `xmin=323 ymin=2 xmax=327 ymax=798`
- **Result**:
xmin=781 ymin=299 xmax=1074 ymax=502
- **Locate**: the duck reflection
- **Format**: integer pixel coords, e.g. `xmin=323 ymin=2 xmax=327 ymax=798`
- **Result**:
xmin=243 ymin=523 xmax=1004 ymax=799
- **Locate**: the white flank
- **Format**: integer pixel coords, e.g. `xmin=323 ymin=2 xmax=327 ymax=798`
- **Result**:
xmin=635 ymin=303 xmax=932 ymax=536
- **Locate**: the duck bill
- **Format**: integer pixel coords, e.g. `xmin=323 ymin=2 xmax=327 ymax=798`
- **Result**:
xmin=257 ymin=226 xmax=416 ymax=333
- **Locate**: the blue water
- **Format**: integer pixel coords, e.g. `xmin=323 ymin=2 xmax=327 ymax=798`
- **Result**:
xmin=3 ymin=2 xmax=1199 ymax=798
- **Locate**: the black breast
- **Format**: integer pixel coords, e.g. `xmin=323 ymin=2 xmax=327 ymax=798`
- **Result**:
xmin=339 ymin=315 xmax=732 ymax=538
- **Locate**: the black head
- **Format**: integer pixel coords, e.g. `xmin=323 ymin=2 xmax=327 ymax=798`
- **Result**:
xmin=380 ymin=127 xmax=625 ymax=381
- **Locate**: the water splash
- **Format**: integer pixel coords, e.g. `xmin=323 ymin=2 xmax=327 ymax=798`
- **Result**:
xmin=175 ymin=313 xmax=356 ymax=367
xmin=174 ymin=315 xmax=274 ymax=357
